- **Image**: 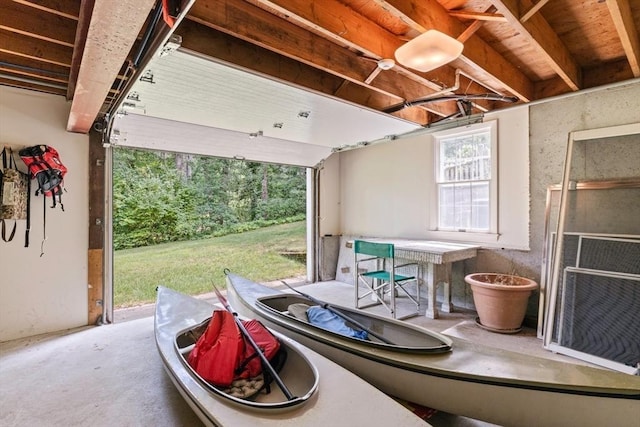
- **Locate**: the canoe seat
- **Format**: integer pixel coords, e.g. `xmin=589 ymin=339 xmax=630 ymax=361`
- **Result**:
xmin=354 ymin=240 xmax=420 ymax=320
xmin=288 ymin=303 xmax=312 ymax=322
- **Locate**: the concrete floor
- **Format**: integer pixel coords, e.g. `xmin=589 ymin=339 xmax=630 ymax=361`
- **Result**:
xmin=0 ymin=280 xmax=593 ymax=427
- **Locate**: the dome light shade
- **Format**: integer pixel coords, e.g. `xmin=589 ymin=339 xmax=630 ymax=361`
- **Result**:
xmin=395 ymin=30 xmax=464 ymax=73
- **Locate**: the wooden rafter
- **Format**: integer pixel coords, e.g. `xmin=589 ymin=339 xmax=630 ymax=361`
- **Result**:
xmin=67 ymin=0 xmax=155 ymax=133
xmin=457 ymin=6 xmax=497 ymax=44
xmin=240 ymin=0 xmax=498 ymax=113
xmin=520 ymin=0 xmax=551 ymax=23
xmin=373 ymin=0 xmax=533 ymax=101
xmin=535 ymin=58 xmax=635 ymax=99
xmin=68 ymin=0 xmax=95 ymax=100
xmin=13 ymin=0 xmax=80 ymax=20
xmin=491 ymin=0 xmax=581 ymax=91
xmin=187 ymin=0 xmax=465 ymax=119
xmin=0 ymin=1 xmax=77 ymax=47
xmin=0 ymin=28 xmax=73 ymax=67
xmin=606 ymin=0 xmax=640 ymax=77
xmin=449 ymin=10 xmax=506 ymax=22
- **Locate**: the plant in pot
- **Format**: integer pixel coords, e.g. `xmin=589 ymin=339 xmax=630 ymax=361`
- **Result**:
xmin=464 ymin=273 xmax=538 ymax=333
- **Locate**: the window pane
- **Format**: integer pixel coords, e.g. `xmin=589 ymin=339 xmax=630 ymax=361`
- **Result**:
xmin=438 ymin=182 xmax=489 ymax=231
xmin=471 ymin=182 xmax=489 ymax=230
xmin=439 ymin=131 xmax=491 ymax=183
xmin=439 ymin=184 xmax=456 ymax=229
xmin=435 ymin=123 xmax=494 ymax=233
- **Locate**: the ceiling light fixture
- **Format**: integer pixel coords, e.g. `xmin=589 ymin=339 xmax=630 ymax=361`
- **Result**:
xmin=395 ymin=30 xmax=463 ymax=73
xmin=377 ymin=59 xmax=395 ymax=70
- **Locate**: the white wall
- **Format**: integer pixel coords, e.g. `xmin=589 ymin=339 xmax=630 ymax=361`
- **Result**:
xmin=0 ymin=87 xmax=89 ymax=342
xmin=322 ymin=81 xmax=640 ymax=316
xmin=338 ymin=106 xmax=530 ymax=249
xmin=318 ymin=153 xmax=341 ymax=236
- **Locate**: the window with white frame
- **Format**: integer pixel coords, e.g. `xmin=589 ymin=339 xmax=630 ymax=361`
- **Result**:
xmin=433 ymin=121 xmax=497 ymax=233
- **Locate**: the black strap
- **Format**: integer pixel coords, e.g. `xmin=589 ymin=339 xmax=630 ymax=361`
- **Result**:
xmin=1 ymin=147 xmax=20 ymax=170
xmin=1 ymin=219 xmax=17 ymax=242
xmin=9 ymin=149 xmax=18 ymax=170
xmin=40 ymin=195 xmax=46 ymax=257
xmin=50 ymin=186 xmax=57 ymax=208
xmin=24 ymin=177 xmax=31 ymax=247
xmin=1 ymin=147 xmax=7 ymax=169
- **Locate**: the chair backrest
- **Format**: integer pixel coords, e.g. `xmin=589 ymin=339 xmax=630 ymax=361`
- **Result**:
xmin=354 ymin=240 xmax=394 ymax=258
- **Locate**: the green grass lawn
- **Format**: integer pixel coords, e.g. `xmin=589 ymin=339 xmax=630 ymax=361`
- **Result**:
xmin=114 ymin=221 xmax=306 ymax=308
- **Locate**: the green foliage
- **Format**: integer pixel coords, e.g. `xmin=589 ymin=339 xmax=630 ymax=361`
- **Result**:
xmin=112 ymin=148 xmax=307 ymax=249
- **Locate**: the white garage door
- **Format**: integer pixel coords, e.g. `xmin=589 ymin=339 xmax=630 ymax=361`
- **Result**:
xmin=109 ymin=49 xmax=419 ymax=167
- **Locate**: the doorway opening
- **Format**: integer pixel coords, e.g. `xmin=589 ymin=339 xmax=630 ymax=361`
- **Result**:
xmin=109 ymin=146 xmax=309 ymax=319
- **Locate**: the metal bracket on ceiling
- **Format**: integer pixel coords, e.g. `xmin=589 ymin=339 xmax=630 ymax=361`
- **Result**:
xmin=159 ymin=34 xmax=182 ymax=57
xmin=140 ymin=70 xmax=155 ymax=84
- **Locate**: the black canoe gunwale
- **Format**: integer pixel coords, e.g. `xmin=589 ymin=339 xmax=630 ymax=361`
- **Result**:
xmin=171 ymin=316 xmax=319 ymax=412
xmin=255 ymin=293 xmax=452 ymax=354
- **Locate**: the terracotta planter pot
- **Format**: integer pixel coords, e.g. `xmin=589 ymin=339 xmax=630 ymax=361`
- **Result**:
xmin=464 ymin=273 xmax=538 ymax=332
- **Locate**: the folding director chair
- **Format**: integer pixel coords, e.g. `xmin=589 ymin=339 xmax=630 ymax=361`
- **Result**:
xmin=353 ymin=240 xmax=420 ymax=320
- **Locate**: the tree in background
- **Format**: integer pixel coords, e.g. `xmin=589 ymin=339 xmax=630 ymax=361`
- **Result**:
xmin=113 ymin=148 xmax=306 ymax=249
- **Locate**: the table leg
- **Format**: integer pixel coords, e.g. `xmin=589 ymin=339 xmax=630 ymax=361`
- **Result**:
xmin=425 ymin=263 xmax=439 ymax=319
xmin=440 ymin=263 xmax=454 ymax=313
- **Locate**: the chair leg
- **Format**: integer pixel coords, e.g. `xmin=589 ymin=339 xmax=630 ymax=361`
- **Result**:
xmin=389 ymin=277 xmax=396 ymax=319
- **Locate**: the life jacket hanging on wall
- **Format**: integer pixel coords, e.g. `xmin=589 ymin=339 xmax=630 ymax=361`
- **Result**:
xmin=0 ymin=147 xmax=30 ymax=246
xmin=19 ymin=145 xmax=68 ymax=256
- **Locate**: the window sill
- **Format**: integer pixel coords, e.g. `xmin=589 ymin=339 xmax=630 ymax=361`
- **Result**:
xmin=425 ymin=230 xmax=529 ymax=250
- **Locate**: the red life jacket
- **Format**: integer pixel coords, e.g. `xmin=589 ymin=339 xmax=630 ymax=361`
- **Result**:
xmin=187 ymin=310 xmax=280 ymax=387
xmin=19 ymin=145 xmax=67 ymax=202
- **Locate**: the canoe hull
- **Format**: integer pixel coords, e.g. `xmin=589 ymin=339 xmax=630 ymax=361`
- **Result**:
xmin=155 ymin=285 xmax=431 ymax=427
xmin=226 ymin=273 xmax=640 ymax=427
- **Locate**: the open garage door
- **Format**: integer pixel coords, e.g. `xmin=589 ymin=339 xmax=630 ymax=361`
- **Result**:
xmin=102 ymin=44 xmax=420 ymax=323
xmin=109 ymin=48 xmax=419 ymax=167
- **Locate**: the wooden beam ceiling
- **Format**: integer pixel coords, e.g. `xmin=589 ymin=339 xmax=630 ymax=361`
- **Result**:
xmin=1 ymin=0 xmax=638 ymax=132
xmin=375 ymin=0 xmax=534 ymax=101
xmin=0 ymin=28 xmax=73 ymax=68
xmin=66 ymin=0 xmax=155 ymax=133
xmin=491 ymin=0 xmax=582 ymax=91
xmin=606 ymin=0 xmax=640 ymax=77
xmin=12 ymin=0 xmax=80 ymax=19
xmin=520 ymin=0 xmax=551 ymax=23
xmin=188 ymin=0 xmax=467 ymax=121
xmin=67 ymin=0 xmax=94 ymax=100
xmin=217 ymin=0 xmax=499 ymax=117
xmin=0 ymin=1 xmax=77 ymax=47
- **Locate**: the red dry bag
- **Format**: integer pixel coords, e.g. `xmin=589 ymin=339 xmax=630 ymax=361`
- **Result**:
xmin=187 ymin=310 xmax=280 ymax=387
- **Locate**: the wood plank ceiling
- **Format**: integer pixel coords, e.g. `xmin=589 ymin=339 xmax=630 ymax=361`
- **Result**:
xmin=1 ymin=0 xmax=639 ymax=134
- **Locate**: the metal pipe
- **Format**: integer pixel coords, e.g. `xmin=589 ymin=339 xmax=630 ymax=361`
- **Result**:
xmin=133 ymin=4 xmax=163 ymax=68
xmin=0 ymin=73 xmax=67 ymax=90
xmin=383 ymin=93 xmax=517 ymax=113
xmin=0 ymin=61 xmax=68 ymax=78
